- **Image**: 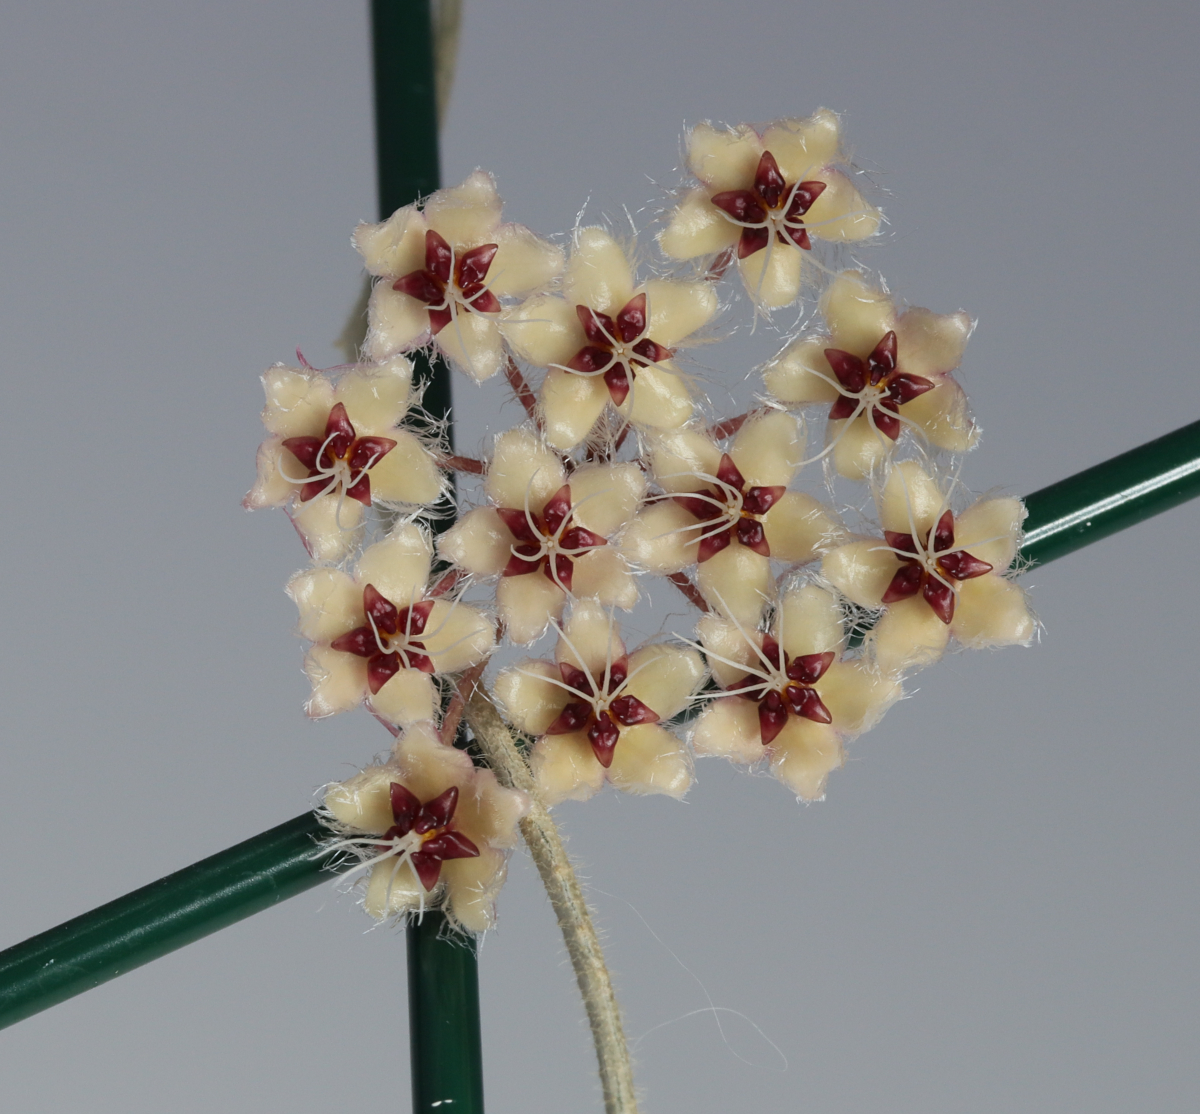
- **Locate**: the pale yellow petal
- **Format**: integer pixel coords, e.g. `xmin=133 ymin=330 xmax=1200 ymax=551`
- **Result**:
xmin=763 ymin=337 xmax=840 ymax=405
xmin=571 ymin=549 xmax=639 ymax=609
xmin=830 ymin=414 xmax=891 ymax=482
xmin=423 ymin=169 xmax=502 ymax=246
xmin=458 ymin=768 xmax=528 ymax=851
xmin=540 ymin=368 xmax=610 ymax=451
xmin=764 ymin=492 xmax=841 ymax=563
xmin=643 ymin=279 xmax=718 ymax=347
xmin=659 ymin=189 xmax=740 ymax=259
xmin=817 ymin=659 xmax=901 ymax=735
xmin=697 ymin=614 xmax=759 ymax=689
xmin=530 ymin=732 xmax=605 ymax=805
xmin=696 ymin=545 xmax=771 ymax=624
xmin=648 ymin=428 xmax=724 ymax=491
xmin=443 ymin=846 xmax=506 ymax=932
xmin=497 ymin=574 xmax=565 ymax=644
xmin=486 ymin=427 xmax=567 ymax=511
xmin=880 ymin=461 xmax=945 ymax=538
xmin=558 ymin=600 xmax=624 ymax=678
xmin=333 ymin=356 xmax=413 ymax=433
xmin=821 ymin=540 xmax=899 ymax=608
xmin=286 ymin=567 xmax=361 ymax=642
xmin=244 ymin=437 xmax=295 ymax=509
xmin=422 ymin=601 xmax=494 ymax=672
xmin=392 ymin=722 xmax=476 ymax=800
xmin=778 ymin=583 xmax=844 ymax=657
xmin=730 ymin=410 xmax=804 ymax=486
xmin=494 ymin=659 xmax=568 ymax=735
xmin=260 ymin=366 xmax=333 ymax=438
xmin=435 ymin=311 xmax=506 ymax=383
xmin=804 ymin=171 xmax=880 ymax=242
xmin=488 ymin=224 xmax=564 ymax=298
xmin=499 ymin=294 xmax=582 ymax=368
xmin=564 ymin=228 xmax=635 ymax=315
xmin=303 ymin=645 xmax=367 ymax=718
xmin=894 ymin=307 xmax=972 ymax=378
xmin=952 ymin=576 xmax=1036 ymax=648
xmin=624 ymin=644 xmax=705 ymax=720
xmin=621 ymin=502 xmax=700 ymax=573
xmin=356 ymin=524 xmax=432 ymax=604
xmin=691 ymin=697 xmax=763 ymax=763
xmin=761 ymin=110 xmax=842 ymax=182
xmin=737 ymin=241 xmax=804 ymax=309
xmin=369 ymin=430 xmax=445 ymax=506
xmin=370 ymin=668 xmax=437 ymax=727
xmin=325 ymin=766 xmax=394 ymax=832
xmin=608 ymin=723 xmax=693 ymax=799
xmin=901 ymin=379 xmax=978 ymax=453
xmin=365 ymin=283 xmax=430 ymax=361
xmin=291 ymin=495 xmax=363 ymax=562
xmin=439 ymin=508 xmax=511 ymax=576
xmin=353 ymin=205 xmax=425 ymax=277
xmin=872 ymin=597 xmax=950 ymax=673
xmin=568 ymin=463 xmax=645 ymax=537
xmin=769 ymin=717 xmax=842 ymax=801
xmin=621 ymin=363 xmax=694 ymax=430
xmin=364 ymin=858 xmax=424 ymax=919
xmin=822 ymin=271 xmax=896 ymax=355
xmin=953 ymin=497 xmax=1025 ymax=571
xmin=686 ymin=122 xmax=762 ymax=190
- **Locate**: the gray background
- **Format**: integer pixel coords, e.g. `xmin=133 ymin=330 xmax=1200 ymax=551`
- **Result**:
xmin=2 ymin=1 xmax=1199 ymax=1111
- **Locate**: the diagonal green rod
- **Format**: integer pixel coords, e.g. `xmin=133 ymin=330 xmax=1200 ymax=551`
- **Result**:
xmin=1 ymin=417 xmax=1197 ymax=1035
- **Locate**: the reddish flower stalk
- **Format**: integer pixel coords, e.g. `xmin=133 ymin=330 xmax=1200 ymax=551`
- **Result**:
xmin=668 ymin=571 xmax=709 ymax=612
xmin=505 ymin=356 xmax=540 ymax=422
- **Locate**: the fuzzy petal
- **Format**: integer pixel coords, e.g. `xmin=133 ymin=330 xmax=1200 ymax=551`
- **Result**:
xmin=557 ymin=600 xmax=624 ymax=679
xmin=879 ymin=462 xmax=945 ymax=539
xmin=624 ymin=645 xmax=705 ymax=720
xmin=621 ymin=502 xmax=700 ymax=572
xmin=363 ymin=857 xmax=425 ymax=919
xmin=621 ymin=363 xmax=694 ymax=431
xmin=730 ymin=410 xmax=803 ymax=486
xmin=353 ymin=206 xmax=425 ymax=277
xmin=357 ymin=525 xmax=433 ymax=604
xmin=830 ymin=414 xmax=890 ymax=482
xmin=304 ymin=645 xmax=368 ymax=717
xmin=564 ymin=228 xmax=634 ymax=315
xmin=455 ymin=768 xmax=528 ymax=851
xmin=804 ymin=171 xmax=880 ymax=242
xmin=608 ymin=724 xmax=693 ymax=798
xmin=487 ymin=223 xmax=564 ymax=298
xmin=440 ymin=507 xmax=511 ymax=577
xmin=696 ymin=614 xmax=759 ymax=689
xmin=953 ymin=498 xmax=1025 ymax=572
xmin=821 ymin=540 xmax=899 ymax=609
xmin=365 ymin=283 xmax=431 ymax=362
xmin=901 ymin=379 xmax=978 ymax=453
xmin=423 ymin=169 xmax=502 ymax=246
xmin=393 ymin=722 xmax=477 ymax=799
xmin=761 ymin=110 xmax=842 ymax=181
xmin=435 ymin=311 xmax=506 ymax=383
xmin=691 ymin=697 xmax=764 ymax=763
xmin=763 ymin=337 xmax=840 ymax=405
xmin=369 ymin=430 xmax=445 ymax=506
xmin=568 ymin=463 xmax=646 ymax=537
xmin=778 ymin=584 xmax=844 ymax=658
xmin=499 ymin=294 xmax=582 ymax=368
xmin=659 ymin=188 xmax=740 ymax=259
xmin=571 ymin=549 xmax=639 ymax=609
xmin=287 ymin=567 xmax=361 ymax=642
xmin=763 ymin=493 xmax=840 ymax=563
xmin=540 ymin=368 xmax=610 ymax=451
xmin=334 ymin=356 xmax=413 ymax=433
xmin=737 ymin=241 xmax=804 ymax=309
xmin=643 ymin=279 xmax=718 ymax=347
xmin=648 ymin=428 xmax=724 ymax=491
xmin=696 ymin=545 xmax=770 ymax=624
xmin=894 ymin=307 xmax=972 ymax=378
xmin=769 ymin=717 xmax=843 ymax=800
xmin=687 ymin=122 xmax=762 ymax=190
xmin=443 ymin=846 xmax=506 ymax=932
xmin=823 ymin=271 xmax=896 ymax=355
xmin=872 ymin=597 xmax=950 ymax=673
xmin=325 ymin=767 xmax=394 ymax=831
xmin=370 ymin=668 xmax=437 ymax=727
xmin=261 ymin=367 xmax=334 ymax=438
xmin=292 ymin=495 xmax=364 ymax=562
xmin=245 ymin=437 xmax=296 ymax=509
xmin=495 ymin=659 xmax=569 ymax=735
xmin=486 ymin=427 xmax=567 ymax=511
xmin=422 ymin=601 xmax=494 ymax=672
xmin=817 ymin=660 xmax=901 ymax=734
xmin=952 ymin=576 xmax=1036 ymax=648
xmin=497 ymin=574 xmax=566 ymax=644
xmin=530 ymin=732 xmax=606 ymax=805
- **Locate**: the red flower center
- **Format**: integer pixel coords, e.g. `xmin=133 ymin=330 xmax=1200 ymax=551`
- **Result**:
xmin=379 ymin=783 xmax=480 ymax=892
xmin=392 ymin=229 xmax=502 ymax=335
xmin=564 ymin=293 xmax=675 ymax=407
xmin=330 ymin=585 xmax=437 ymax=692
xmin=726 ymin=634 xmax=836 ymax=746
xmin=709 ymin=151 xmax=828 ymax=259
xmin=672 ymin=453 xmax=786 ymax=562
xmin=823 ymin=331 xmax=935 ymax=442
xmin=880 ymin=510 xmax=994 ymax=624
xmin=543 ymin=657 xmax=660 ymax=768
xmin=281 ymin=402 xmax=397 ymax=506
xmin=495 ymin=483 xmax=607 ymax=593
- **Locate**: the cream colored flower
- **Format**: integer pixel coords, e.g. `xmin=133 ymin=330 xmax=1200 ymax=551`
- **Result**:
xmin=660 ymin=112 xmax=880 ymax=309
xmin=621 ymin=411 xmax=842 ymax=624
xmin=244 ymin=357 xmax=444 ymax=562
xmin=764 ymin=270 xmax=978 ymax=480
xmin=287 ymin=524 xmax=495 ymax=728
xmin=500 ymin=227 xmax=718 ymax=450
xmin=439 ymin=428 xmax=645 ymax=643
xmin=355 ymin=170 xmax=563 ymax=382
xmin=691 ymin=583 xmax=901 ymax=800
xmin=821 ymin=462 xmax=1036 ymax=674
xmin=323 ymin=723 xmax=528 ymax=930
xmin=493 ymin=602 xmax=705 ymax=806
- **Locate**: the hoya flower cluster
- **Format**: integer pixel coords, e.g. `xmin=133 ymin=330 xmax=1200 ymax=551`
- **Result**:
xmin=248 ymin=110 xmax=1035 ymax=931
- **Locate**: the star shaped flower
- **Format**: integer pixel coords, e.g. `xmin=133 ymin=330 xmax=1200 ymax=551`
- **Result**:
xmin=500 ymin=227 xmax=718 ymax=450
xmin=244 ymin=357 xmax=444 ymax=562
xmin=690 ymin=583 xmax=901 ymax=800
xmin=764 ymin=270 xmax=978 ymax=479
xmin=621 ymin=411 xmax=841 ymax=624
xmin=821 ymin=462 xmax=1036 ymax=673
xmin=660 ymin=111 xmax=880 ymax=309
xmin=323 ymin=723 xmax=528 ymax=930
xmin=287 ymin=524 xmax=495 ymax=728
xmin=494 ymin=602 xmax=705 ymax=805
xmin=439 ymin=427 xmax=645 ymax=643
xmin=354 ymin=170 xmax=564 ymax=382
